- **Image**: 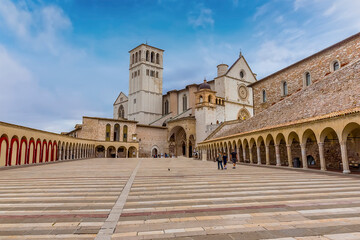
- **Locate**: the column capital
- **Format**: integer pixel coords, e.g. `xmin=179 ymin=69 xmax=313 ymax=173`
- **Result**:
xmin=286 ymin=144 xmax=292 ymax=148
xmin=318 ymin=142 xmax=324 ymax=146
xmin=300 ymin=143 xmax=306 ymax=148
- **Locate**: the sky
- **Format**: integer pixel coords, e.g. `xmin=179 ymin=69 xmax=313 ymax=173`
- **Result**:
xmin=0 ymin=0 xmax=360 ymax=133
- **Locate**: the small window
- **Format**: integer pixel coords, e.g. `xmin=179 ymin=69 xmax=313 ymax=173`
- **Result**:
xmin=156 ymin=72 xmax=159 ymax=78
xmin=282 ymin=81 xmax=288 ymax=96
xmin=183 ymin=95 xmax=187 ymax=111
xmin=138 ymin=70 xmax=140 ymax=75
xmin=146 ymin=69 xmax=149 ymax=76
xmin=333 ymin=61 xmax=340 ymax=71
xmin=305 ymin=72 xmax=311 ymax=86
xmin=240 ymin=71 xmax=244 ymax=79
xmin=134 ymin=71 xmax=137 ymax=77
xmin=150 ymin=71 xmax=155 ymax=77
xmin=134 ymin=99 xmax=136 ymax=104
xmin=262 ymin=90 xmax=266 ymax=103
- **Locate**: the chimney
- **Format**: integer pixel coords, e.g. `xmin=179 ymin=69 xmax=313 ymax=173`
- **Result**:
xmin=217 ymin=64 xmax=228 ymax=77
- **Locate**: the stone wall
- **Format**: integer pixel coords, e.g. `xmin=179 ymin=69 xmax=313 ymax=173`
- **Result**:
xmin=252 ymin=33 xmax=360 ymax=115
xmin=77 ymin=117 xmax=137 ymax=142
xmin=136 ymin=125 xmax=168 ymax=157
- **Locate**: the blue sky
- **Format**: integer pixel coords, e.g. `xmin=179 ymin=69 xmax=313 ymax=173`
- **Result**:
xmin=0 ymin=0 xmax=359 ymax=133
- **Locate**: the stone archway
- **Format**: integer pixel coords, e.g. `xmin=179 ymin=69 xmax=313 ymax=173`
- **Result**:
xmin=168 ymin=126 xmax=187 ymax=157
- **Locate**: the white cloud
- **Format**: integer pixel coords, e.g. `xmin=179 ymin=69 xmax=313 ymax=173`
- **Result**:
xmin=253 ymin=3 xmax=270 ymax=20
xmin=0 ymin=0 xmax=72 ymax=55
xmin=188 ymin=6 xmax=214 ymax=28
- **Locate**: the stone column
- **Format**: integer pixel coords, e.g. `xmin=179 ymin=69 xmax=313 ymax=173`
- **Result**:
xmin=340 ymin=141 xmax=350 ymax=174
xmin=318 ymin=142 xmax=326 ymax=171
xmin=105 ymin=149 xmax=107 ymax=158
xmin=265 ymin=145 xmax=270 ymax=165
xmin=237 ymin=146 xmax=241 ymax=162
xmin=202 ymin=150 xmax=207 ymax=161
xmin=249 ymin=147 xmax=253 ymax=164
xmin=275 ymin=144 xmax=281 ymax=166
xmin=59 ymin=148 xmax=62 ymax=161
xmin=300 ymin=143 xmax=308 ymax=169
xmin=257 ymin=146 xmax=261 ymax=165
xmin=242 ymin=148 xmax=246 ymax=163
xmin=286 ymin=144 xmax=293 ymax=167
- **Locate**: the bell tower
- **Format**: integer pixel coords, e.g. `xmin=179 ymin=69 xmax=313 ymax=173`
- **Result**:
xmin=194 ymin=79 xmax=217 ymax=144
xmin=127 ymin=44 xmax=164 ymax=124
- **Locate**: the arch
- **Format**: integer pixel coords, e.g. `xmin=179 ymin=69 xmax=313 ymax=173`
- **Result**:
xmin=117 ymin=146 xmax=127 ymax=158
xmin=146 ymin=50 xmax=149 ymax=61
xmin=107 ymin=146 xmax=116 ymax=158
xmin=118 ymin=105 xmax=125 ymax=118
xmin=128 ymin=146 xmax=137 ymax=158
xmin=156 ymin=53 xmax=160 ymax=64
xmin=304 ymin=72 xmax=311 ymax=87
xmin=135 ymin=52 xmax=138 ymax=63
xmin=265 ymin=134 xmax=276 ymax=165
xmin=95 ymin=145 xmax=105 ymax=158
xmin=320 ymin=127 xmax=342 ymax=171
xmin=237 ymin=108 xmax=250 ymax=120
xmin=123 ymin=125 xmax=128 ymax=142
xmin=28 ymin=138 xmax=35 ymax=164
xmin=199 ymin=95 xmax=203 ymax=103
xmin=208 ymin=95 xmax=212 ymax=103
xmin=132 ymin=54 xmax=134 ymax=64
xmin=139 ymin=50 xmax=141 ymax=61
xmin=114 ymin=124 xmax=120 ymax=141
xmin=301 ymin=129 xmax=319 ymax=169
xmin=0 ymin=134 xmax=9 ymax=167
xmin=8 ymin=136 xmax=19 ymax=166
xmin=151 ymin=51 xmax=155 ymax=63
xmin=35 ymin=139 xmax=42 ymax=163
xmin=151 ymin=145 xmax=159 ymax=157
xmin=342 ymin=122 xmax=360 ymax=172
xmin=48 ymin=141 xmax=53 ymax=162
xmin=332 ymin=60 xmax=340 ymax=71
xmin=19 ymin=137 xmax=27 ymax=165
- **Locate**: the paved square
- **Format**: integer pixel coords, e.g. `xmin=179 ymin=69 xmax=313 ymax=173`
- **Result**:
xmin=1 ymin=158 xmax=360 ymax=240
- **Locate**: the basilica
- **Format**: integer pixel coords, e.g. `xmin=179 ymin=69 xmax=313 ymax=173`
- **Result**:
xmin=1 ymin=32 xmax=360 ymax=174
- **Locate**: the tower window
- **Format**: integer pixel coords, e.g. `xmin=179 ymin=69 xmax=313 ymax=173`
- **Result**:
xmin=151 ymin=52 xmax=155 ymax=63
xmin=146 ymin=69 xmax=149 ymax=76
xmin=138 ymin=70 xmax=140 ymax=75
xmin=146 ymin=51 xmax=149 ymax=61
xmin=333 ymin=61 xmax=340 ymax=71
xmin=134 ymin=99 xmax=136 ymax=104
xmin=156 ymin=53 xmax=160 ymax=64
xmin=156 ymin=72 xmax=159 ymax=78
xmin=262 ymin=90 xmax=266 ymax=103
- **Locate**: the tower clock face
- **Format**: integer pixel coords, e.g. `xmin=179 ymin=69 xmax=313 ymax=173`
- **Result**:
xmin=238 ymin=86 xmax=248 ymax=100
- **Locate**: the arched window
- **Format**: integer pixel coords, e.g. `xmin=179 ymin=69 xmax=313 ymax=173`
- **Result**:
xmin=146 ymin=51 xmax=149 ymax=61
xmin=151 ymin=52 xmax=155 ymax=63
xmin=132 ymin=54 xmax=134 ymax=64
xmin=282 ymin=81 xmax=288 ymax=96
xmin=164 ymin=100 xmax=169 ymax=114
xmin=118 ymin=105 xmax=124 ymax=118
xmin=262 ymin=90 xmax=266 ymax=103
xmin=123 ymin=125 xmax=128 ymax=142
xmin=138 ymin=51 xmax=141 ymax=61
xmin=208 ymin=95 xmax=212 ymax=103
xmin=182 ymin=95 xmax=187 ymax=111
xmin=200 ymin=96 xmax=203 ymax=103
xmin=135 ymin=52 xmax=138 ymax=63
xmin=114 ymin=124 xmax=120 ymax=141
xmin=156 ymin=53 xmax=160 ymax=64
xmin=105 ymin=124 xmax=111 ymax=141
xmin=333 ymin=61 xmax=340 ymax=71
xmin=305 ymin=72 xmax=311 ymax=86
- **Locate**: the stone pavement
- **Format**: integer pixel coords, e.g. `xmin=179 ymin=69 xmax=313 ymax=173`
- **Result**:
xmin=1 ymin=158 xmax=360 ymax=240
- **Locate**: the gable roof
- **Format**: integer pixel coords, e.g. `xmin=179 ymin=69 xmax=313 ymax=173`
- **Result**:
xmin=220 ymin=54 xmax=257 ymax=80
xmin=204 ymin=58 xmax=360 ymax=142
xmin=113 ymin=92 xmax=128 ymax=105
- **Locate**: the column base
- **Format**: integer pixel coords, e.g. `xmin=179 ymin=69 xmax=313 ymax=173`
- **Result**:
xmin=276 ymin=164 xmax=281 ymax=166
xmin=257 ymin=162 xmax=261 ymax=165
xmin=321 ymin=168 xmax=327 ymax=171
xmin=343 ymin=170 xmax=351 ymax=174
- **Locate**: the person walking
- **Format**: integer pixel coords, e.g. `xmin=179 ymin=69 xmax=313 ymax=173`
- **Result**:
xmin=223 ymin=152 xmax=228 ymax=170
xmin=230 ymin=150 xmax=237 ymax=169
xmin=217 ymin=152 xmax=223 ymax=170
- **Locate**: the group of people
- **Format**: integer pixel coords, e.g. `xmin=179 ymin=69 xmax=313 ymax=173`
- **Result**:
xmin=216 ymin=151 xmax=237 ymax=170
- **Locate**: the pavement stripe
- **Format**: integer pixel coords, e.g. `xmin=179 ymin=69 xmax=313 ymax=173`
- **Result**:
xmin=95 ymin=159 xmax=142 ymax=240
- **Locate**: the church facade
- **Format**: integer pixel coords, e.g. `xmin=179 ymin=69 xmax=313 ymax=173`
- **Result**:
xmin=1 ymin=32 xmax=359 ymax=174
